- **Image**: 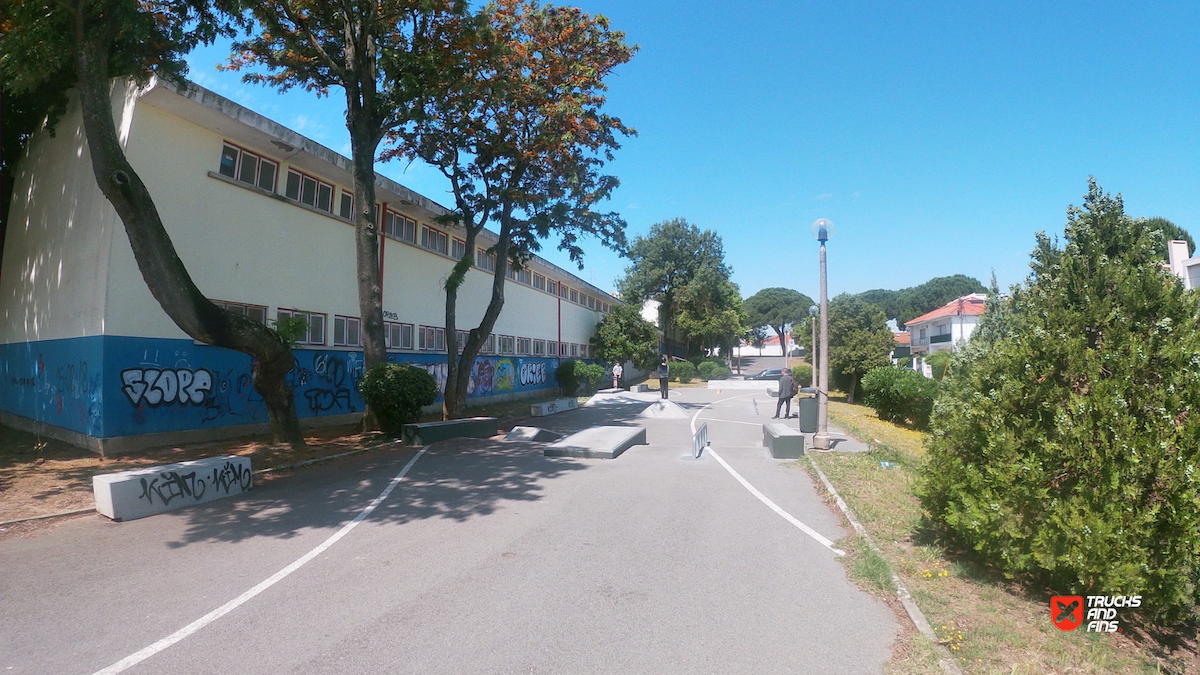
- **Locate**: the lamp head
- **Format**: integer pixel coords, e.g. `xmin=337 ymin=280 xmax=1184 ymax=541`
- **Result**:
xmin=808 ymin=305 xmax=819 ymax=316
xmin=812 ymin=218 xmax=834 ymax=242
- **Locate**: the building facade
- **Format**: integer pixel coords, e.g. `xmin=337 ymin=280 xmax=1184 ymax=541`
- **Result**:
xmin=0 ymin=79 xmax=617 ymax=453
xmin=903 ymin=293 xmax=987 ymax=356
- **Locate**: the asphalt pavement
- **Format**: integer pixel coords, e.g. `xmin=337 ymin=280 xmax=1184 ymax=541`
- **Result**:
xmin=0 ymin=386 xmax=896 ymax=674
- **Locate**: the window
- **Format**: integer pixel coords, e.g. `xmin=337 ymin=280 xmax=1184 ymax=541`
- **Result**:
xmin=219 ymin=144 xmax=277 ymax=191
xmin=517 ymin=337 xmax=531 ymax=355
xmin=547 ymin=280 xmax=558 ymax=296
xmin=421 ymin=226 xmax=448 ymax=255
xmin=419 ymin=326 xmax=446 ymax=351
xmin=213 ymin=300 xmax=267 ymax=325
xmin=570 ymin=288 xmax=579 ymax=303
xmin=559 ymin=283 xmax=569 ymax=299
xmin=587 ymin=296 xmax=596 ymax=310
xmin=533 ymin=339 xmax=546 ymax=356
xmin=284 ymin=169 xmax=333 ymax=212
xmin=451 ymin=238 xmax=466 ymax=260
xmin=570 ymin=343 xmax=579 ymax=358
xmin=277 ymin=309 xmax=326 ymax=345
xmin=602 ymin=303 xmax=610 ymax=313
xmin=476 ymin=248 xmax=496 ymax=272
xmin=483 ymin=334 xmax=496 ymax=354
xmin=505 ymin=262 xmax=517 ymax=280
xmin=339 ymin=192 xmax=354 ymax=219
xmin=518 ymin=268 xmax=532 ymax=285
xmin=456 ymin=330 xmax=468 ymax=354
xmin=499 ymin=335 xmax=515 ymax=355
xmin=333 ymin=316 xmax=361 ymax=347
xmin=533 ymin=274 xmax=546 ymax=291
xmin=385 ymin=322 xmax=414 ymax=350
xmin=560 ymin=342 xmax=568 ymax=357
xmin=384 ymin=210 xmax=416 ymax=242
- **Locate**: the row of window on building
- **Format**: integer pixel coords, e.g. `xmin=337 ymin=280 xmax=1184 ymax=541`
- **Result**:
xmin=215 ymin=301 xmax=593 ymax=358
xmin=218 ymin=142 xmax=611 ymax=314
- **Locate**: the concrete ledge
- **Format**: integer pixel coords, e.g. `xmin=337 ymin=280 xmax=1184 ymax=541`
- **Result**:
xmin=627 ymin=383 xmax=650 ymax=393
xmin=530 ymin=398 xmax=578 ymax=416
xmin=402 ymin=417 xmax=498 ymax=445
xmin=504 ymin=426 xmax=563 ymax=442
xmin=545 ymin=426 xmax=647 ymax=459
xmin=763 ymin=423 xmax=805 ymax=459
xmin=94 ymin=455 xmax=252 ymax=522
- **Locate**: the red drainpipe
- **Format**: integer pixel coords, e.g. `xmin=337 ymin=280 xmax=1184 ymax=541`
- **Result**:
xmin=378 ymin=202 xmax=387 ymax=306
xmin=557 ymin=290 xmax=562 ymax=365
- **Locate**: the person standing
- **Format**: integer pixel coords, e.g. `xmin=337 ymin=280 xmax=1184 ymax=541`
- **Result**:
xmin=612 ymin=361 xmax=624 ymax=389
xmin=657 ymin=356 xmax=670 ymax=399
xmin=774 ymin=368 xmax=796 ymax=419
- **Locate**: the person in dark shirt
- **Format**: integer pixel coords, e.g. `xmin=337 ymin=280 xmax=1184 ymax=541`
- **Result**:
xmin=774 ymin=368 xmax=796 ymax=418
xmin=657 ymin=357 xmax=670 ymax=399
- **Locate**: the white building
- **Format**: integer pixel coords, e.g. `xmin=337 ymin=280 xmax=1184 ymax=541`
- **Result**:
xmin=0 ymin=78 xmax=617 ymax=453
xmin=904 ymin=293 xmax=987 ymax=356
xmin=1168 ymin=240 xmax=1200 ymax=289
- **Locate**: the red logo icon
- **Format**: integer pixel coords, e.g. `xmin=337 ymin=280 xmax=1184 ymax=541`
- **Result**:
xmin=1051 ymin=596 xmax=1084 ymax=631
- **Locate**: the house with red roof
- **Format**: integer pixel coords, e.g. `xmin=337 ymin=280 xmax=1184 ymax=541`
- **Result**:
xmin=904 ymin=293 xmax=987 ymax=355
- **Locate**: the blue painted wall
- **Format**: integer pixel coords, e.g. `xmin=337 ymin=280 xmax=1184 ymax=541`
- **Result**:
xmin=0 ymin=336 xmax=560 ymax=439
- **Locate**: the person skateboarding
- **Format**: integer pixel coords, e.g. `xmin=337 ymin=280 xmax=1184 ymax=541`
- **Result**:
xmin=612 ymin=361 xmax=623 ymax=389
xmin=774 ymin=368 xmax=796 ymax=419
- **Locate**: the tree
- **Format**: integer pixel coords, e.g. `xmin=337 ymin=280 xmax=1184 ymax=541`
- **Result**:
xmin=591 ymin=303 xmax=658 ymax=370
xmin=853 ymin=276 xmax=987 ymax=328
xmin=1145 ymin=216 xmax=1194 ymax=260
xmin=675 ymin=266 xmax=747 ymax=355
xmin=1 ymin=0 xmax=306 ymax=445
xmin=228 ymin=0 xmax=471 ymax=425
xmin=385 ymin=0 xmax=633 ymax=419
xmin=617 ymin=218 xmax=730 ymax=354
xmin=921 ymin=180 xmax=1200 ymax=620
xmin=827 ymin=295 xmax=894 ymax=403
xmin=743 ymin=287 xmax=815 ymax=358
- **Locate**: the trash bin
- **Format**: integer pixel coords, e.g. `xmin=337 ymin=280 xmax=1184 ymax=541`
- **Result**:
xmin=798 ymin=389 xmax=818 ymax=433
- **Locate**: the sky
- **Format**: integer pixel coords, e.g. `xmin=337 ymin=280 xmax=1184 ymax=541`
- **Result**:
xmin=183 ymin=1 xmax=1200 ymax=299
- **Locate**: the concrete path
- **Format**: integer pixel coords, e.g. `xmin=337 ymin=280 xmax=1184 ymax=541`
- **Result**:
xmin=0 ymin=388 xmax=896 ymax=674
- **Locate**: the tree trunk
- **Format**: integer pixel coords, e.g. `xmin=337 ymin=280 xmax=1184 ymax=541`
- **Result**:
xmin=848 ymin=372 xmax=858 ymax=404
xmin=73 ymin=42 xmax=303 ymax=445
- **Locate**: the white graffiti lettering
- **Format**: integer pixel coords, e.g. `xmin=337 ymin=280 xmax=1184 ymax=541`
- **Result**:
xmin=122 ymin=368 xmax=212 ymax=407
xmin=519 ymin=361 xmax=547 ymax=387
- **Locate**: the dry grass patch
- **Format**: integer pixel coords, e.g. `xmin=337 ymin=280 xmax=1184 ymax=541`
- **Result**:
xmin=811 ymin=400 xmax=1187 ymax=674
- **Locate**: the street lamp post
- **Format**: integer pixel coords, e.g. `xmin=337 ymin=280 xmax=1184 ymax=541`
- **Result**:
xmin=808 ymin=304 xmax=818 ymax=377
xmin=812 ymin=219 xmax=833 ymax=450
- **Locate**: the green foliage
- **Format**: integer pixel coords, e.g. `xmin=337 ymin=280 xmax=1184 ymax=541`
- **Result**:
xmin=591 ymin=303 xmax=660 ymax=369
xmin=270 ymin=315 xmax=310 ymax=350
xmin=1145 ymin=216 xmax=1194 ymax=260
xmin=675 ymin=265 xmax=747 ymax=354
xmin=697 ymin=361 xmax=731 ymax=381
xmin=920 ymin=179 xmax=1200 ymax=621
xmin=925 ymin=351 xmax=953 ymax=381
xmin=555 ymin=360 xmax=606 ymax=396
xmin=669 ymin=360 xmax=697 ymax=383
xmin=828 ymin=295 xmax=895 ymax=403
xmin=855 ymin=276 xmax=987 ymax=327
xmin=860 ymin=367 xmax=938 ymax=430
xmin=358 ymin=363 xmax=439 ymax=432
xmin=791 ymin=363 xmax=813 ymax=388
xmin=743 ymin=287 xmax=815 ymax=354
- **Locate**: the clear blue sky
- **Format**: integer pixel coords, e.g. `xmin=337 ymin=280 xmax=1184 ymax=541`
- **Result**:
xmin=184 ymin=1 xmax=1200 ymax=299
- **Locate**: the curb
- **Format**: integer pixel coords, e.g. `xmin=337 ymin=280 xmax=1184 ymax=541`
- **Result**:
xmin=0 ymin=438 xmax=408 ymax=528
xmin=806 ymin=453 xmax=964 ymax=675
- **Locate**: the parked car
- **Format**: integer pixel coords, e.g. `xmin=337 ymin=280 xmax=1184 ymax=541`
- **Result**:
xmin=747 ymin=368 xmax=784 ymax=381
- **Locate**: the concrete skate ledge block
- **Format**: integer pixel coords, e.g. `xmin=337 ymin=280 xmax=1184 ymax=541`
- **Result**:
xmin=93 ymin=455 xmax=252 ymax=522
xmin=545 ymin=426 xmax=647 ymax=459
xmin=530 ymin=398 xmax=578 ymax=416
xmin=505 ymin=426 xmax=563 ymax=443
xmin=763 ymin=423 xmax=805 ymax=459
xmin=628 ymin=384 xmax=650 ymax=393
xmin=402 ymin=417 xmax=498 ymax=445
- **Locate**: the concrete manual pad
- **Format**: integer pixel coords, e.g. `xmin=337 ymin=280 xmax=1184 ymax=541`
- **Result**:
xmin=763 ymin=423 xmax=805 ymax=459
xmin=504 ymin=426 xmax=563 ymax=443
xmin=544 ymin=425 xmax=648 ymax=459
xmin=583 ymin=391 xmax=661 ymax=407
xmin=402 ymin=417 xmax=498 ymax=445
xmin=93 ymin=455 xmax=252 ymax=522
xmin=637 ymin=400 xmax=689 ymax=419
xmin=530 ymin=398 xmax=578 ymax=416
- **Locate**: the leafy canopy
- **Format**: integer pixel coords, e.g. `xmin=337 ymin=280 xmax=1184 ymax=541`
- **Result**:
xmin=827 ymin=294 xmax=894 ymax=402
xmin=921 ymin=179 xmax=1200 ymax=620
xmin=591 ymin=303 xmax=659 ymax=370
xmin=743 ymin=286 xmax=814 ymax=348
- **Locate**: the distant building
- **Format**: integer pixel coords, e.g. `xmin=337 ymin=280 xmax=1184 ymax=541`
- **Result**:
xmin=904 ymin=293 xmax=987 ymax=356
xmin=1168 ymin=240 xmax=1200 ymax=289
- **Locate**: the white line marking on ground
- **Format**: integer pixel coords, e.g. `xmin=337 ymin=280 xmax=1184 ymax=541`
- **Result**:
xmin=92 ymin=447 xmax=430 ymax=675
xmin=696 ymin=417 xmax=762 ymax=427
xmin=691 ymin=395 xmax=845 ymax=557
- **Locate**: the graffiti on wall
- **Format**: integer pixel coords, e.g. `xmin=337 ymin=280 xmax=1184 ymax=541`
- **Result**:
xmin=519 ymin=360 xmax=547 ymax=387
xmin=120 ymin=368 xmax=212 ymax=406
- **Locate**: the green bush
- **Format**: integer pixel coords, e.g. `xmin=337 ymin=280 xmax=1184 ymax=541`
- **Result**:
xmin=670 ymin=360 xmax=696 ymax=383
xmin=697 ymin=361 xmax=732 ymax=380
xmin=555 ymin=360 xmax=607 ymax=396
xmin=790 ymin=363 xmax=813 ymax=388
xmin=860 ymin=367 xmax=938 ymax=429
xmin=920 ymin=181 xmax=1200 ymax=621
xmin=926 ymin=351 xmax=952 ymax=381
xmin=358 ymin=363 xmax=439 ymax=433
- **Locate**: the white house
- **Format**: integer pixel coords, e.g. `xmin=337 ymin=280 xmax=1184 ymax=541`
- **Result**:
xmin=0 ymin=78 xmax=617 ymax=454
xmin=904 ymin=293 xmax=987 ymax=356
xmin=1168 ymin=240 xmax=1200 ymax=289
